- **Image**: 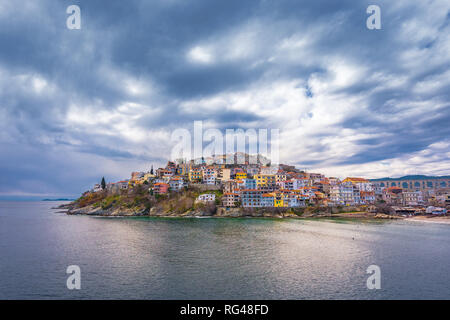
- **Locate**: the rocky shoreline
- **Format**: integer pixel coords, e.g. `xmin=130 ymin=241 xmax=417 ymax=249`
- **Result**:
xmin=58 ymin=202 xmax=398 ymax=220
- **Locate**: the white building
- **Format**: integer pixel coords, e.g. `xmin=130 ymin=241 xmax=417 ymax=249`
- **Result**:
xmin=197 ymin=193 xmax=216 ymax=202
xmin=330 ymin=182 xmax=361 ymax=205
xmin=93 ymin=184 xmax=103 ymax=192
xmin=169 ymin=178 xmax=185 ymax=191
xmin=203 ymin=175 xmax=216 ymax=185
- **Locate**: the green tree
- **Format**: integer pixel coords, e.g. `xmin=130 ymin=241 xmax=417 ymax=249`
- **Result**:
xmin=150 ymin=165 xmax=154 ymax=175
xmin=101 ymin=177 xmax=106 ymax=190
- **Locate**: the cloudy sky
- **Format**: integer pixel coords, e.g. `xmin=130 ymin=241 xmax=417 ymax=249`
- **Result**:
xmin=0 ymin=0 xmax=449 ymax=199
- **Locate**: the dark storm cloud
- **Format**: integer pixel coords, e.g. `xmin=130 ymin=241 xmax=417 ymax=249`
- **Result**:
xmin=0 ymin=0 xmax=449 ymax=196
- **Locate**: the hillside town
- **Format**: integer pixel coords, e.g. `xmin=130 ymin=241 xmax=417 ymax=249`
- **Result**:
xmin=88 ymin=153 xmax=450 ymax=216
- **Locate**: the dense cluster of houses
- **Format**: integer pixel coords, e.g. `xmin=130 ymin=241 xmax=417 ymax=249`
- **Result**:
xmin=91 ymin=154 xmax=450 ymax=212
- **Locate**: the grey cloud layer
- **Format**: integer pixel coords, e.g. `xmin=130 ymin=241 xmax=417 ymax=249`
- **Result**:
xmin=0 ymin=0 xmax=449 ymax=197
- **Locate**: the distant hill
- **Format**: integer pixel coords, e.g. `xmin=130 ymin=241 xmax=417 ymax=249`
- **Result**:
xmin=370 ymin=175 xmax=450 ymax=181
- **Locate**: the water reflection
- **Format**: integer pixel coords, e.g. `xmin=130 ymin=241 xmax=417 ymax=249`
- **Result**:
xmin=1 ymin=202 xmax=450 ymax=299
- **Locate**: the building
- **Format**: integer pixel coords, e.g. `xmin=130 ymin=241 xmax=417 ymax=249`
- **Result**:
xmin=189 ymin=169 xmax=202 ymax=182
xmin=203 ymin=175 xmax=216 ymax=185
xmin=343 ymin=177 xmax=374 ymax=192
xmin=222 ymin=193 xmax=240 ymax=207
xmin=223 ymin=180 xmax=239 ymax=193
xmin=197 ymin=193 xmax=216 ymax=202
xmin=254 ymin=174 xmax=277 ymax=190
xmin=330 ymin=182 xmax=361 ymax=205
xmin=169 ymin=177 xmax=184 ymax=191
xmin=274 ymin=192 xmax=286 ymax=207
xmin=261 ymin=193 xmax=275 ymax=207
xmin=156 ymin=168 xmax=173 ymax=178
xmin=235 ymin=172 xmax=247 ymax=180
xmin=360 ymin=191 xmax=376 ymax=204
xmin=131 ymin=171 xmax=145 ymax=181
xmin=203 ymin=167 xmax=217 ymax=178
xmin=382 ymin=187 xmax=403 ymax=205
xmin=243 ymin=178 xmax=257 ymax=189
xmin=219 ymin=168 xmax=231 ymax=181
xmin=402 ymin=191 xmax=423 ymax=206
xmin=117 ymin=181 xmax=129 ymax=190
xmin=241 ymin=189 xmax=263 ymax=207
xmin=426 ymin=206 xmax=447 ymax=215
xmin=153 ymin=183 xmax=169 ymax=194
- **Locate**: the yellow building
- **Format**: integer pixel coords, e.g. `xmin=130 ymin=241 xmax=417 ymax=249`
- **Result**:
xmin=342 ymin=177 xmax=369 ymax=184
xmin=274 ymin=192 xmax=289 ymax=207
xmin=189 ymin=169 xmax=202 ymax=182
xmin=254 ymin=174 xmax=276 ymax=187
xmin=235 ymin=172 xmax=247 ymax=180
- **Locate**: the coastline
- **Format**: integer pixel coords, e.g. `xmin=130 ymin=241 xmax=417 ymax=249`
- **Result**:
xmin=57 ymin=204 xmax=450 ymax=224
xmin=57 ymin=202 xmax=401 ymax=221
xmin=405 ymin=215 xmax=450 ymax=225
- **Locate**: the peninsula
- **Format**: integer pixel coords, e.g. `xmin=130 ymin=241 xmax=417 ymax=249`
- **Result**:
xmin=61 ymin=153 xmax=450 ymax=220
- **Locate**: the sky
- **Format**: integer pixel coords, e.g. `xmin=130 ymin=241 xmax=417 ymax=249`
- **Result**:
xmin=0 ymin=0 xmax=449 ymax=199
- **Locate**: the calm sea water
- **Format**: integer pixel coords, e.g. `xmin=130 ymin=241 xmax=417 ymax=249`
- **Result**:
xmin=1 ymin=201 xmax=449 ymax=299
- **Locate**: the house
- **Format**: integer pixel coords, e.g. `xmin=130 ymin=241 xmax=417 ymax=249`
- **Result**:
xmin=219 ymin=168 xmax=231 ymax=181
xmin=246 ymin=166 xmax=260 ymax=176
xmin=235 ymin=172 xmax=247 ymax=180
xmin=286 ymin=193 xmax=305 ymax=207
xmin=274 ymin=192 xmax=286 ymax=207
xmin=203 ymin=167 xmax=217 ymax=178
xmin=254 ymin=174 xmax=276 ymax=189
xmin=203 ymin=175 xmax=216 ymax=185
xmin=360 ymin=191 xmax=376 ymax=204
xmin=153 ymin=183 xmax=169 ymax=194
xmin=243 ymin=178 xmax=257 ymax=189
xmin=426 ymin=206 xmax=447 ymax=215
xmin=343 ymin=177 xmax=374 ymax=192
xmin=222 ymin=193 xmax=240 ymax=207
xmin=131 ymin=171 xmax=145 ymax=181
xmin=261 ymin=193 xmax=275 ymax=207
xmin=188 ymin=169 xmax=202 ymax=182
xmin=117 ymin=181 xmax=129 ymax=190
xmin=241 ymin=189 xmax=263 ymax=207
xmin=382 ymin=187 xmax=403 ymax=205
xmin=223 ymin=180 xmax=239 ymax=193
xmin=275 ymin=174 xmax=287 ymax=183
xmin=402 ymin=191 xmax=423 ymax=206
xmin=156 ymin=168 xmax=173 ymax=178
xmin=330 ymin=182 xmax=361 ymax=205
xmin=169 ymin=177 xmax=184 ymax=191
xmin=93 ymin=184 xmax=103 ymax=192
xmin=197 ymin=193 xmax=216 ymax=202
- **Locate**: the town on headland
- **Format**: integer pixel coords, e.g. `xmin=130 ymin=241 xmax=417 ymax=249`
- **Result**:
xmin=60 ymin=153 xmax=450 ymax=221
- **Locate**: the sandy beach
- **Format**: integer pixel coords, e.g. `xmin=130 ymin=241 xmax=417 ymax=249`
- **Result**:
xmin=406 ymin=215 xmax=450 ymax=225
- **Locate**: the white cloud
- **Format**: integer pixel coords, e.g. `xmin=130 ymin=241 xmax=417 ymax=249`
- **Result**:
xmin=187 ymin=46 xmax=214 ymax=64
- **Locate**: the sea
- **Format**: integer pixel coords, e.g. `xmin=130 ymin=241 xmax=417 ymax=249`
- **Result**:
xmin=1 ymin=201 xmax=449 ymax=299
